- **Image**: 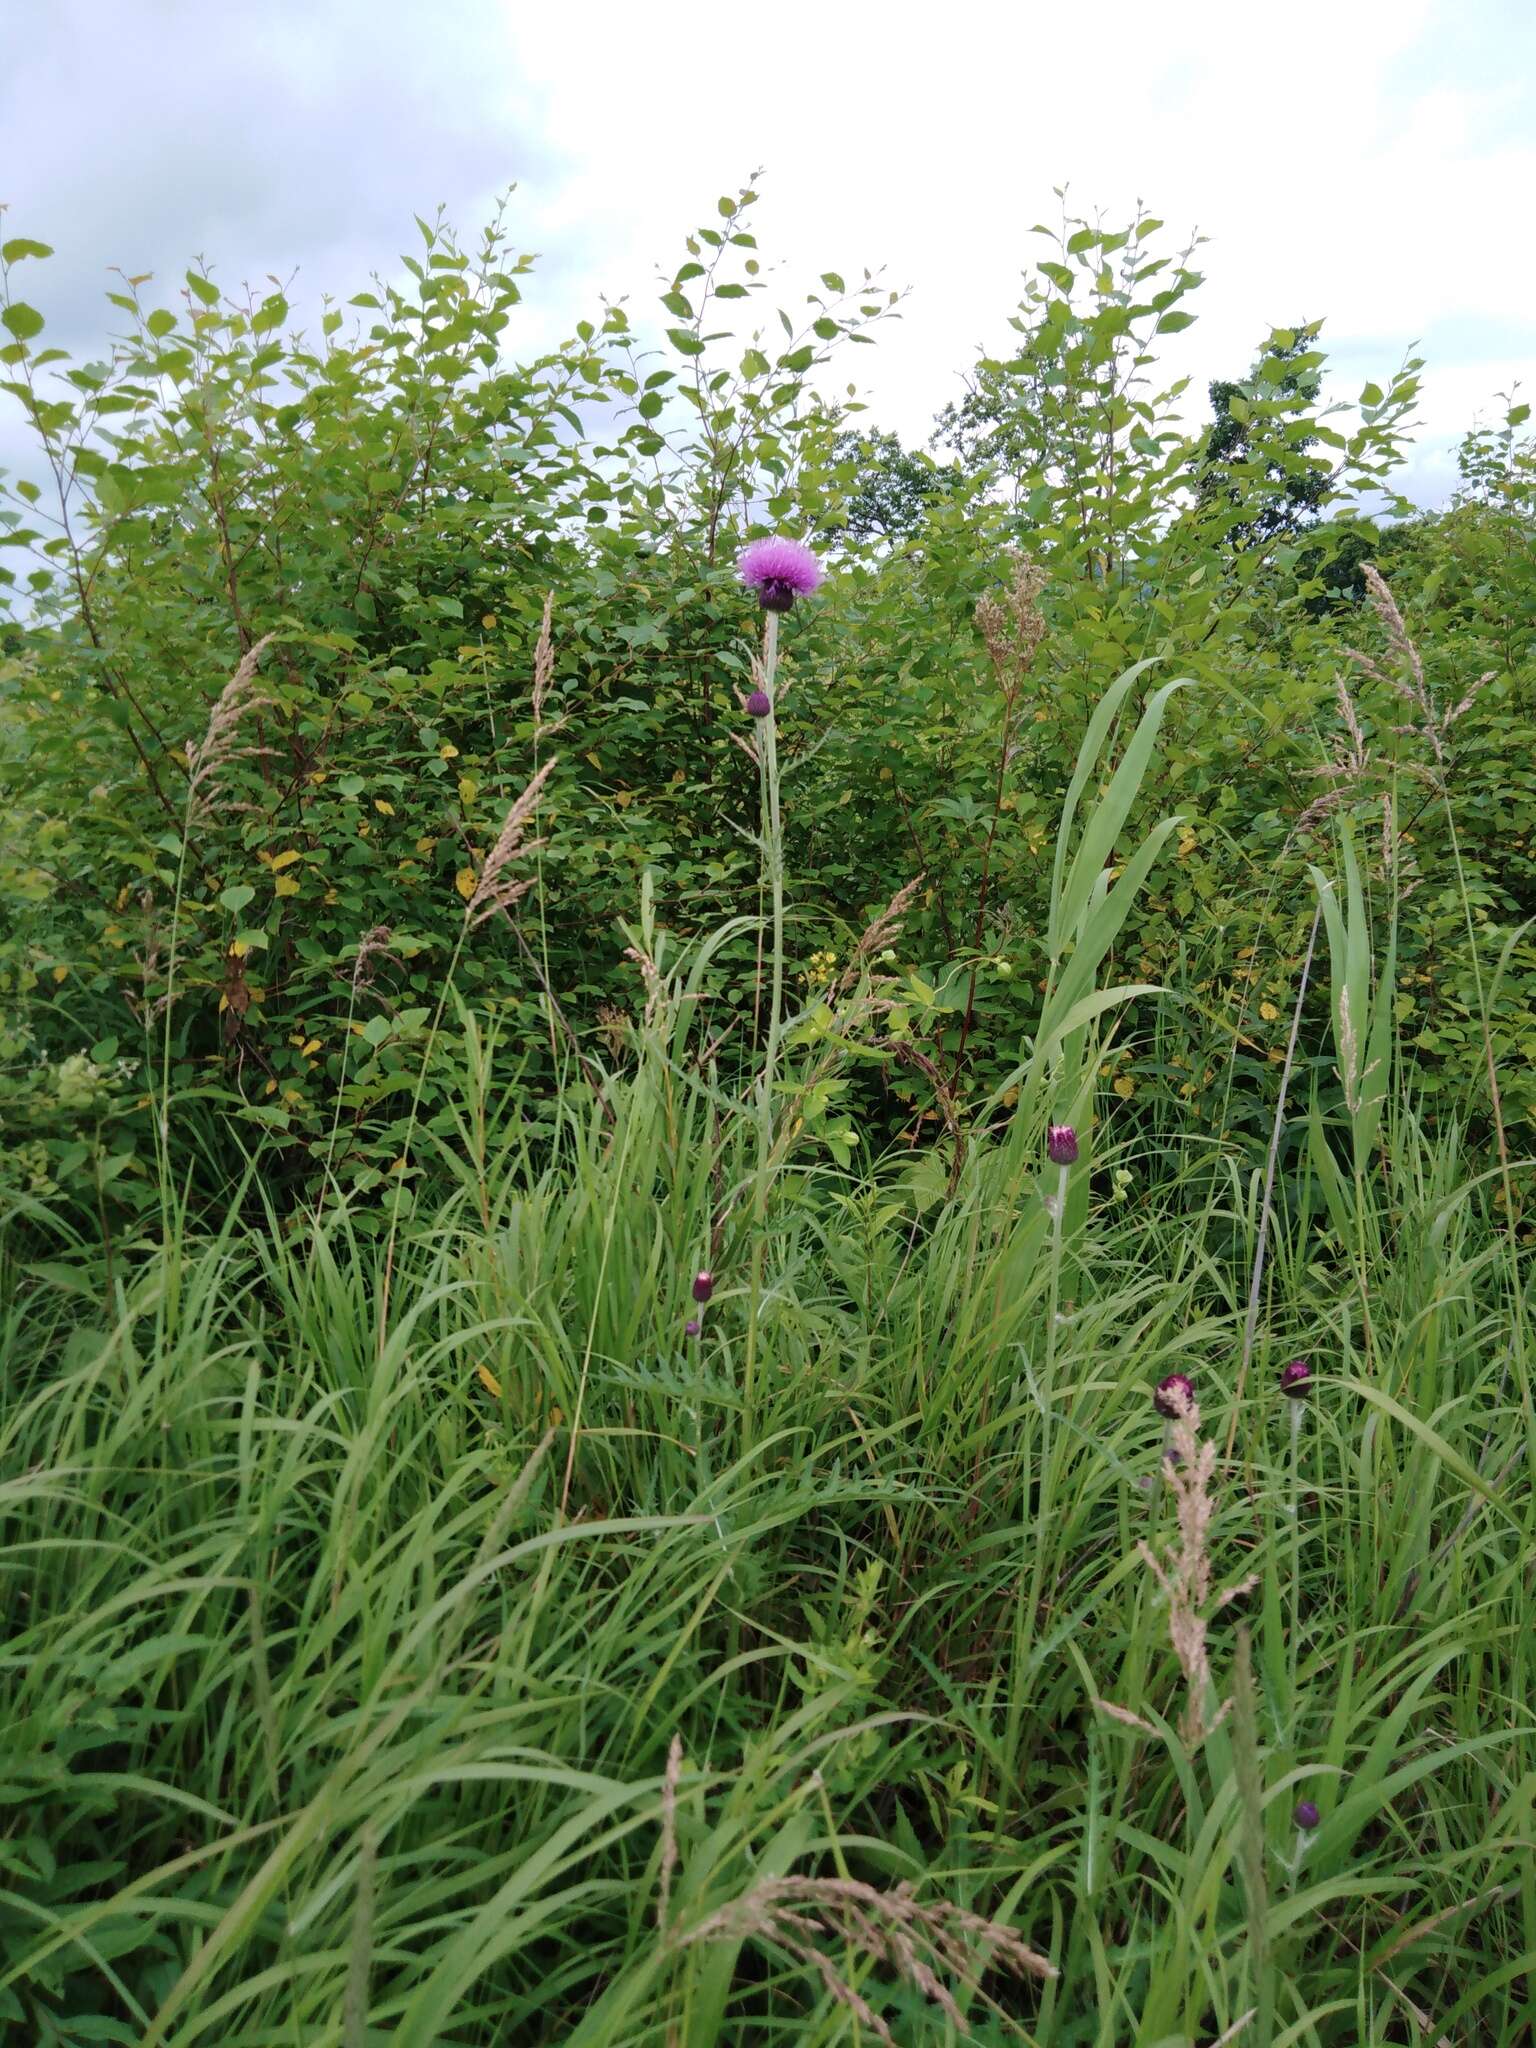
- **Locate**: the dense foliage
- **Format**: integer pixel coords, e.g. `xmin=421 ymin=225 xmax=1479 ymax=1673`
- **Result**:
xmin=1 ymin=188 xmax=1534 ymax=2045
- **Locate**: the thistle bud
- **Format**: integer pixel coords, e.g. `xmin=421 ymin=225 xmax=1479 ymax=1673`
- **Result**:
xmin=1294 ymin=1799 xmax=1320 ymax=1831
xmin=692 ymin=1270 xmax=714 ymax=1304
xmin=1046 ymin=1123 xmax=1078 ymax=1166
xmin=684 ymin=1318 xmax=701 ymax=1339
xmin=1279 ymin=1358 xmax=1311 ymax=1399
xmin=745 ymin=689 xmax=772 ymax=718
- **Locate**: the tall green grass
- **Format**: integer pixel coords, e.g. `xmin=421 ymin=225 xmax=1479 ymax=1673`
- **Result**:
xmin=2 ymin=660 xmax=1533 ymax=2044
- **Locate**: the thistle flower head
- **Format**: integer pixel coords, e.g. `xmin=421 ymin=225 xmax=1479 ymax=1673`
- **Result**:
xmin=745 ymin=689 xmax=773 ymax=718
xmin=738 ymin=536 xmax=823 ymax=612
xmin=684 ymin=1317 xmax=701 ymax=1339
xmin=1046 ymin=1123 xmax=1078 ymax=1166
xmin=1294 ymin=1799 xmax=1320 ymax=1831
xmin=1154 ymin=1372 xmax=1195 ymax=1420
xmin=1280 ymin=1357 xmax=1312 ymax=1399
xmin=692 ymin=1270 xmax=714 ymax=1305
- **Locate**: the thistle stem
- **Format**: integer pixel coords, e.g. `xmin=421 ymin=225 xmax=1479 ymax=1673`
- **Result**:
xmin=744 ymin=609 xmax=782 ymax=1439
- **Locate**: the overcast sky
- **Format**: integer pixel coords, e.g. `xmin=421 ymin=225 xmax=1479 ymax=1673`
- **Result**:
xmin=3 ymin=0 xmax=1533 ymax=510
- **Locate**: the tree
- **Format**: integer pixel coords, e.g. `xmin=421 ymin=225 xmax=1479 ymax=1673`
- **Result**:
xmin=826 ymin=429 xmax=948 ymax=545
xmin=1197 ymin=323 xmax=1331 ymax=547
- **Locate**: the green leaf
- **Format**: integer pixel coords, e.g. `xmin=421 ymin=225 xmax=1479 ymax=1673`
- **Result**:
xmin=220 ymin=884 xmax=256 ymax=915
xmin=1037 ymin=261 xmax=1074 ymax=293
xmin=2 ymin=239 xmax=53 ymax=264
xmin=1156 ymin=310 xmax=1195 ymax=332
xmin=1 ymin=302 xmax=44 ymax=342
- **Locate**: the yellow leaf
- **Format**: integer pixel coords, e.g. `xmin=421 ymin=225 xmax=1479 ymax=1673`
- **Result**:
xmin=1114 ymin=1074 xmax=1136 ymax=1099
xmin=302 ymin=1037 xmax=322 ymax=1057
xmin=52 ymin=963 xmax=68 ymax=982
xmin=269 ymin=848 xmax=302 ymax=871
xmin=374 ymin=798 xmax=395 ymax=816
xmin=274 ymin=874 xmax=301 ymax=897
xmin=455 ymin=866 xmax=477 ymax=901
xmin=439 ymin=742 xmax=459 ymax=761
xmin=480 ymin=612 xmax=497 ymax=628
xmin=265 ymin=1078 xmax=277 ymax=1094
xmin=1259 ymin=1000 xmax=1280 ymax=1022
xmin=457 ymin=776 xmax=478 ymax=806
xmin=613 ymin=789 xmax=635 ymax=808
xmin=475 ymin=1363 xmax=503 ymax=1398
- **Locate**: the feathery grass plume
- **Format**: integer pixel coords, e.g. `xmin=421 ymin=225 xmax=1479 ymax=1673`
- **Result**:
xmin=623 ymin=942 xmax=666 ymax=1030
xmin=1135 ymin=1381 xmax=1257 ymax=1744
xmin=466 ymin=755 xmax=557 ymax=927
xmin=656 ymin=1734 xmax=682 ymax=1933
xmin=1297 ymin=667 xmax=1373 ymax=839
xmin=974 ymin=551 xmax=1048 ymax=700
xmin=1348 ymin=563 xmax=1492 ymax=777
xmin=530 ymin=592 xmax=564 ymax=739
xmin=853 ymin=875 xmax=922 ymax=964
xmin=350 ymin=924 xmax=395 ymax=997
xmin=186 ymin=631 xmax=277 ymax=815
xmin=672 ymin=1873 xmax=1055 ymax=2045
xmin=595 ymin=1002 xmax=630 ymax=1059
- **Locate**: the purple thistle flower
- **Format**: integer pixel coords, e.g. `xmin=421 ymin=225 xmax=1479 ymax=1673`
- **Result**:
xmin=738 ymin=536 xmax=824 ymax=612
xmin=1046 ymin=1123 xmax=1078 ymax=1166
xmin=1280 ymin=1357 xmax=1312 ymax=1399
xmin=1294 ymin=1799 xmax=1320 ymax=1831
xmin=684 ymin=1317 xmax=701 ymax=1339
xmin=1154 ymin=1372 xmax=1195 ymax=1420
xmin=692 ymin=1269 xmax=714 ymax=1304
xmin=745 ymin=689 xmax=773 ymax=718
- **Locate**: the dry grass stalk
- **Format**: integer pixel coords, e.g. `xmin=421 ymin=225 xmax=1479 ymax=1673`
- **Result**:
xmin=595 ymin=1002 xmax=630 ymax=1060
xmin=1134 ymin=1385 xmax=1256 ymax=1745
xmin=975 ymin=553 xmax=1048 ymax=699
xmin=854 ymin=875 xmax=923 ymax=964
xmin=623 ymin=943 xmax=667 ymax=1031
xmin=672 ymin=1873 xmax=1055 ymax=2044
xmin=187 ymin=632 xmax=278 ymax=815
xmin=350 ymin=924 xmax=395 ymax=997
xmin=1347 ymin=564 xmax=1492 ymax=776
xmin=531 ymin=593 xmax=564 ymax=739
xmin=466 ymin=756 xmax=557 ymax=927
xmin=656 ymin=1734 xmax=682 ymax=1933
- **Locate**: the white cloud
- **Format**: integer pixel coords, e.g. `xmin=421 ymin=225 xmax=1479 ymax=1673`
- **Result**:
xmin=1 ymin=0 xmax=1530 ymax=514
xmin=494 ymin=0 xmax=1534 ymax=487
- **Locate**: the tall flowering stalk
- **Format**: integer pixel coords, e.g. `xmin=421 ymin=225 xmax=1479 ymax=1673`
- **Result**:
xmin=736 ymin=537 xmax=821 ymax=1428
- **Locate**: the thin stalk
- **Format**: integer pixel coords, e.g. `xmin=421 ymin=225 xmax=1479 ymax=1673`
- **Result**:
xmin=743 ymin=609 xmax=782 ymax=1438
xmin=1228 ymin=905 xmax=1321 ymax=1456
